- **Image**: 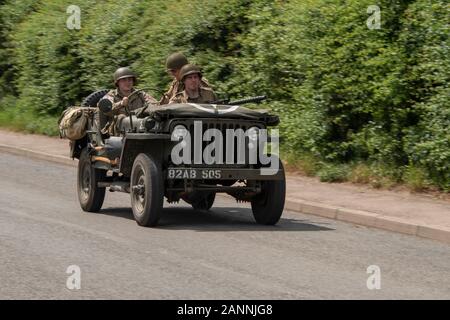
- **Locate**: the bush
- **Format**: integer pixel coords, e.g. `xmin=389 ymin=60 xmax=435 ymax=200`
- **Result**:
xmin=317 ymin=163 xmax=349 ymax=183
xmin=403 ymin=165 xmax=430 ymax=192
xmin=349 ymin=163 xmax=372 ymax=184
xmin=0 ymin=0 xmax=448 ymax=190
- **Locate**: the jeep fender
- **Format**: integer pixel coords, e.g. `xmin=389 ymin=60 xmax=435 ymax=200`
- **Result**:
xmin=119 ymin=133 xmax=171 ymax=177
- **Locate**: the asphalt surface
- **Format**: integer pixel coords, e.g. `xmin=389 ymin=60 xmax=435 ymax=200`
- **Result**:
xmin=0 ymin=152 xmax=449 ymax=299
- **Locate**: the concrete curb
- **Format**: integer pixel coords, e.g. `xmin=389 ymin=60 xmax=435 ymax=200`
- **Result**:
xmin=0 ymin=144 xmax=76 ymax=167
xmin=1 ymin=143 xmax=449 ymax=244
xmin=285 ymin=198 xmax=450 ymax=244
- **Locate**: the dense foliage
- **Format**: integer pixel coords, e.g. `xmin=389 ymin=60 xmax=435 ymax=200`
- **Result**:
xmin=0 ymin=0 xmax=448 ymax=189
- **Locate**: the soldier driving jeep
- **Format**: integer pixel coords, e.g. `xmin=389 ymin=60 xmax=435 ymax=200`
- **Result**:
xmin=100 ymin=67 xmax=158 ymax=136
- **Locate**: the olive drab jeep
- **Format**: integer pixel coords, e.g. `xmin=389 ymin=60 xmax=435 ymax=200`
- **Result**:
xmin=70 ymin=90 xmax=286 ymax=227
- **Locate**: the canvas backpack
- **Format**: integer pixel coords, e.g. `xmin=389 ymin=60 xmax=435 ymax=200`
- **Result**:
xmin=58 ymin=106 xmax=88 ymax=140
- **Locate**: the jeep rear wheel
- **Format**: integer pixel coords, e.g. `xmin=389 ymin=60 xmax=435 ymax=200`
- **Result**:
xmin=251 ymin=158 xmax=286 ymax=225
xmin=77 ymin=148 xmax=106 ymax=212
xmin=192 ymin=192 xmax=216 ymax=211
xmin=130 ymin=153 xmax=164 ymax=227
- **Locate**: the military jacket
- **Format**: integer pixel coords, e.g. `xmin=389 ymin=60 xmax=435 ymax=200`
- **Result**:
xmin=159 ymin=78 xmax=210 ymax=105
xmin=100 ymin=88 xmax=157 ymax=135
xmin=168 ymin=87 xmax=217 ymax=104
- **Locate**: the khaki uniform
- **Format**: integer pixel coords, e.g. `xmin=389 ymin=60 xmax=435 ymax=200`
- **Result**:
xmin=159 ymin=78 xmax=210 ymax=105
xmin=169 ymin=87 xmax=217 ymax=104
xmin=100 ymin=88 xmax=158 ymax=135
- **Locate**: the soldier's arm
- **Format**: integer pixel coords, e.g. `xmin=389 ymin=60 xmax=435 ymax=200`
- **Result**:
xmin=112 ymin=101 xmax=126 ymax=113
xmin=159 ymin=93 xmax=170 ymax=106
xmin=159 ymin=82 xmax=176 ymax=105
xmin=100 ymin=94 xmax=123 ymax=117
xmin=142 ymin=91 xmax=158 ymax=105
xmin=168 ymin=95 xmax=181 ymax=105
xmin=108 ymin=94 xmax=126 ymax=115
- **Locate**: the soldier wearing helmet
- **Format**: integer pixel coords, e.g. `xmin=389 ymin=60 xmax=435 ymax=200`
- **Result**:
xmin=159 ymin=52 xmax=210 ymax=105
xmin=100 ymin=67 xmax=158 ymax=135
xmin=169 ymin=64 xmax=217 ymax=104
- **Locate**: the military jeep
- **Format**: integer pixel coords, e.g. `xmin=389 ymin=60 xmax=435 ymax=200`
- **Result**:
xmin=71 ymin=90 xmax=286 ymax=227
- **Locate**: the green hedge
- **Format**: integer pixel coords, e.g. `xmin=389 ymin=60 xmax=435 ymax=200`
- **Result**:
xmin=0 ymin=0 xmax=448 ymax=190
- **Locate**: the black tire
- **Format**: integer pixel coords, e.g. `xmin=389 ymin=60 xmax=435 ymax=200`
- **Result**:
xmin=192 ymin=192 xmax=216 ymax=211
xmin=77 ymin=148 xmax=106 ymax=212
xmin=82 ymin=89 xmax=110 ymax=136
xmin=251 ymin=158 xmax=286 ymax=225
xmin=130 ymin=154 xmax=164 ymax=227
xmin=81 ymin=89 xmax=109 ymax=107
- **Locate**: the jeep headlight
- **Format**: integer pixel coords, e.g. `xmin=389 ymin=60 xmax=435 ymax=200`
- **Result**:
xmin=247 ymin=126 xmax=259 ymax=141
xmin=172 ymin=124 xmax=188 ymax=140
xmin=143 ymin=117 xmax=156 ymax=131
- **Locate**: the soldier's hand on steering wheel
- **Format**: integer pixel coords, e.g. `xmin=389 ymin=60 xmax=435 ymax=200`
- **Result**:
xmin=121 ymin=97 xmax=129 ymax=107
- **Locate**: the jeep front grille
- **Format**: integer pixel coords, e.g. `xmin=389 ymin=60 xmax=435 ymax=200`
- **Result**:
xmin=170 ymin=119 xmax=265 ymax=167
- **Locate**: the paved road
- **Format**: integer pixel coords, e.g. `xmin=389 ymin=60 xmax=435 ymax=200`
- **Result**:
xmin=0 ymin=152 xmax=449 ymax=299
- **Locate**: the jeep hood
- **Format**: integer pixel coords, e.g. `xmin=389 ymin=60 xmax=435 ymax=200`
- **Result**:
xmin=146 ymin=103 xmax=279 ymax=126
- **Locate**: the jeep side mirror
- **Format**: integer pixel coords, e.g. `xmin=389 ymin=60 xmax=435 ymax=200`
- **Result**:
xmin=98 ymin=99 xmax=113 ymax=114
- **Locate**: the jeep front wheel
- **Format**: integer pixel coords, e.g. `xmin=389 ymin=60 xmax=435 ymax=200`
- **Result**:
xmin=251 ymin=158 xmax=286 ymax=225
xmin=130 ymin=153 xmax=164 ymax=227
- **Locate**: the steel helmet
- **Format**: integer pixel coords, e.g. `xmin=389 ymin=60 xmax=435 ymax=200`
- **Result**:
xmin=113 ymin=67 xmax=137 ymax=86
xmin=179 ymin=64 xmax=202 ymax=82
xmin=166 ymin=52 xmax=189 ymax=71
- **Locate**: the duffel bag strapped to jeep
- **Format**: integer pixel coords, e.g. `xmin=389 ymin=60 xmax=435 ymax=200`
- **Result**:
xmin=58 ymin=106 xmax=88 ymax=140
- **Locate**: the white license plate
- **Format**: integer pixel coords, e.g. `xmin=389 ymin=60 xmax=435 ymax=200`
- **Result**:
xmin=167 ymin=168 xmax=222 ymax=179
